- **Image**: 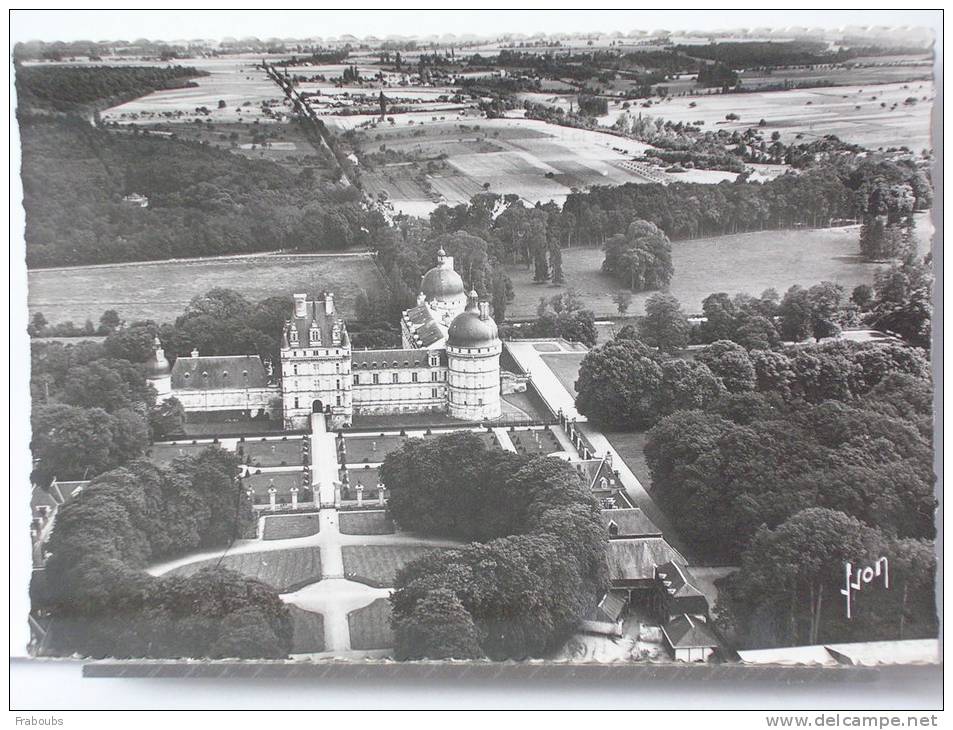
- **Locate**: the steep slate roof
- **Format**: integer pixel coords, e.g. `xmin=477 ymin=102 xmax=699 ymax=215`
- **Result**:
xmin=351 ymin=348 xmax=447 ymax=369
xmin=655 ymin=561 xmax=707 ymax=600
xmin=607 ymin=537 xmax=687 ymax=583
xmin=286 ymin=297 xmax=348 ymax=349
xmin=402 ymin=304 xmax=446 ymax=347
xmin=662 ymin=614 xmax=719 ymax=649
xmin=171 ymin=355 xmax=269 ymax=390
xmin=601 ymin=508 xmax=662 ymax=539
xmin=576 ymin=456 xmax=620 ymax=491
xmin=414 ymin=321 xmax=446 ymax=347
xmin=590 ymin=590 xmax=627 ymax=623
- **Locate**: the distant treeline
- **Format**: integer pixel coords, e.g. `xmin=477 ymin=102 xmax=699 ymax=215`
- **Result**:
xmin=15 ymin=65 xmax=206 ymax=114
xmin=560 ymin=157 xmax=931 ymax=244
xmin=674 ymin=40 xmax=932 ymax=70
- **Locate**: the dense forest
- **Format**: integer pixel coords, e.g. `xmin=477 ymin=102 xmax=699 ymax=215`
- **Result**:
xmin=15 ymin=64 xmax=206 ymax=114
xmin=19 ymin=115 xmax=369 ymax=267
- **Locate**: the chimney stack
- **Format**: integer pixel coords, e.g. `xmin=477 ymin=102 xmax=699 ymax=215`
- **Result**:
xmin=325 ymin=292 xmax=335 ymax=315
xmin=191 ymin=348 xmax=199 ymax=358
xmin=293 ymin=293 xmax=307 ymax=318
xmin=478 ymin=301 xmax=490 ymax=321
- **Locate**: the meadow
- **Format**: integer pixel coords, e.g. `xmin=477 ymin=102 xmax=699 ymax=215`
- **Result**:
xmin=505 ymin=214 xmax=935 ymax=319
xmin=27 ymin=252 xmax=384 ymax=326
xmin=600 ymin=80 xmax=935 ymax=152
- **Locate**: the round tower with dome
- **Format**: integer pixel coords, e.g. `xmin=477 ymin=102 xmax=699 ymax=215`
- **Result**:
xmin=419 ymin=247 xmax=468 ymax=326
xmin=446 ymin=292 xmax=502 ymax=420
xmin=145 ymin=336 xmax=172 ymax=402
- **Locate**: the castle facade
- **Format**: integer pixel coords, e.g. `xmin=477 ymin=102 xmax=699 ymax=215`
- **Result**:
xmin=147 ymin=250 xmax=502 ymax=429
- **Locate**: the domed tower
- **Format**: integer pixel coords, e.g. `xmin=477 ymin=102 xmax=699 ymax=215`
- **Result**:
xmin=446 ymin=297 xmax=501 ymax=421
xmin=146 ymin=336 xmax=172 ymax=402
xmin=420 ymin=248 xmax=467 ymax=326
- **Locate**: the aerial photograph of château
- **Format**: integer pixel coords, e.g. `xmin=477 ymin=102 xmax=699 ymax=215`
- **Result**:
xmin=13 ymin=9 xmax=939 ymax=687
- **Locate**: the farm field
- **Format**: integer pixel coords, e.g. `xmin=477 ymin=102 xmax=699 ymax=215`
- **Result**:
xmin=338 ymin=511 xmax=396 ymax=536
xmin=27 ymin=252 xmax=384 ymax=326
xmin=261 ymin=514 xmax=321 ymax=541
xmin=347 ymin=597 xmax=394 ymax=650
xmin=346 ymin=117 xmax=671 ymax=215
xmin=95 ymin=53 xmax=293 ymax=125
xmin=342 ymin=545 xmax=445 ymax=588
xmin=166 ymin=547 xmax=322 ymax=593
xmin=505 ymin=214 xmax=935 ymax=319
xmin=600 ymin=81 xmax=935 ymax=151
xmin=287 ymin=605 xmax=326 ymax=653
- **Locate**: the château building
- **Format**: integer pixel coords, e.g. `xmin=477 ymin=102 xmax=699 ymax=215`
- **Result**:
xmin=146 ymin=249 xmax=502 ymax=429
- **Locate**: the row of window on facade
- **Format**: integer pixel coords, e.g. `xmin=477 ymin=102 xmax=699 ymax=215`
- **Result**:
xmin=288 ymin=361 xmax=344 ymax=375
xmin=353 ymin=371 xmax=446 ymax=385
xmin=182 ymin=369 xmax=252 ymax=381
xmin=291 ymin=388 xmax=444 ymax=409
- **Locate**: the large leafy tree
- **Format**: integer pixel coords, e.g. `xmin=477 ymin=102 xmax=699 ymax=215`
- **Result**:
xmin=385 ymin=435 xmax=607 ymax=660
xmin=640 ymin=293 xmax=689 ymax=353
xmin=575 ymin=338 xmax=663 ymax=429
xmin=602 ymin=219 xmax=673 ymax=292
xmin=716 ymin=508 xmax=877 ymax=647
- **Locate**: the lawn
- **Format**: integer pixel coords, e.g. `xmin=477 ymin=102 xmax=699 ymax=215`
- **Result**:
xmin=241 ymin=471 xmax=310 ymax=506
xmin=603 ymin=431 xmax=653 ymax=490
xmin=506 ymin=215 xmax=934 ymax=319
xmin=286 ymin=605 xmax=326 ymax=653
xmin=338 ymin=510 xmax=395 ymax=536
xmin=341 ymin=434 xmax=411 ymax=464
xmin=539 ymin=353 xmax=587 ymax=395
xmin=347 ymin=598 xmax=394 ymax=651
xmin=27 ymin=252 xmax=384 ymax=327
xmin=262 ymin=513 xmax=321 ymax=541
xmin=240 ymin=437 xmax=307 ymax=468
xmin=166 ymin=547 xmax=322 ymax=593
xmin=147 ymin=442 xmax=223 ymax=466
xmin=508 ymin=427 xmax=563 ymax=457
xmin=342 ymin=545 xmax=445 ymax=588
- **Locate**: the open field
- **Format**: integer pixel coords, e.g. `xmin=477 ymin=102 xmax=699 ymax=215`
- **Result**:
xmin=262 ymin=514 xmax=321 ymax=541
xmin=287 ymin=605 xmax=326 ymax=653
xmin=338 ymin=511 xmax=396 ymax=536
xmin=347 ymin=598 xmax=394 ymax=650
xmin=27 ymin=252 xmax=384 ymax=325
xmin=166 ymin=547 xmax=322 ymax=592
xmin=93 ymin=54 xmax=292 ymax=125
xmin=342 ymin=545 xmax=445 ymax=588
xmin=506 ymin=214 xmax=934 ymax=319
xmin=346 ymin=117 xmax=678 ymax=215
xmin=600 ymin=81 xmax=935 ymax=152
